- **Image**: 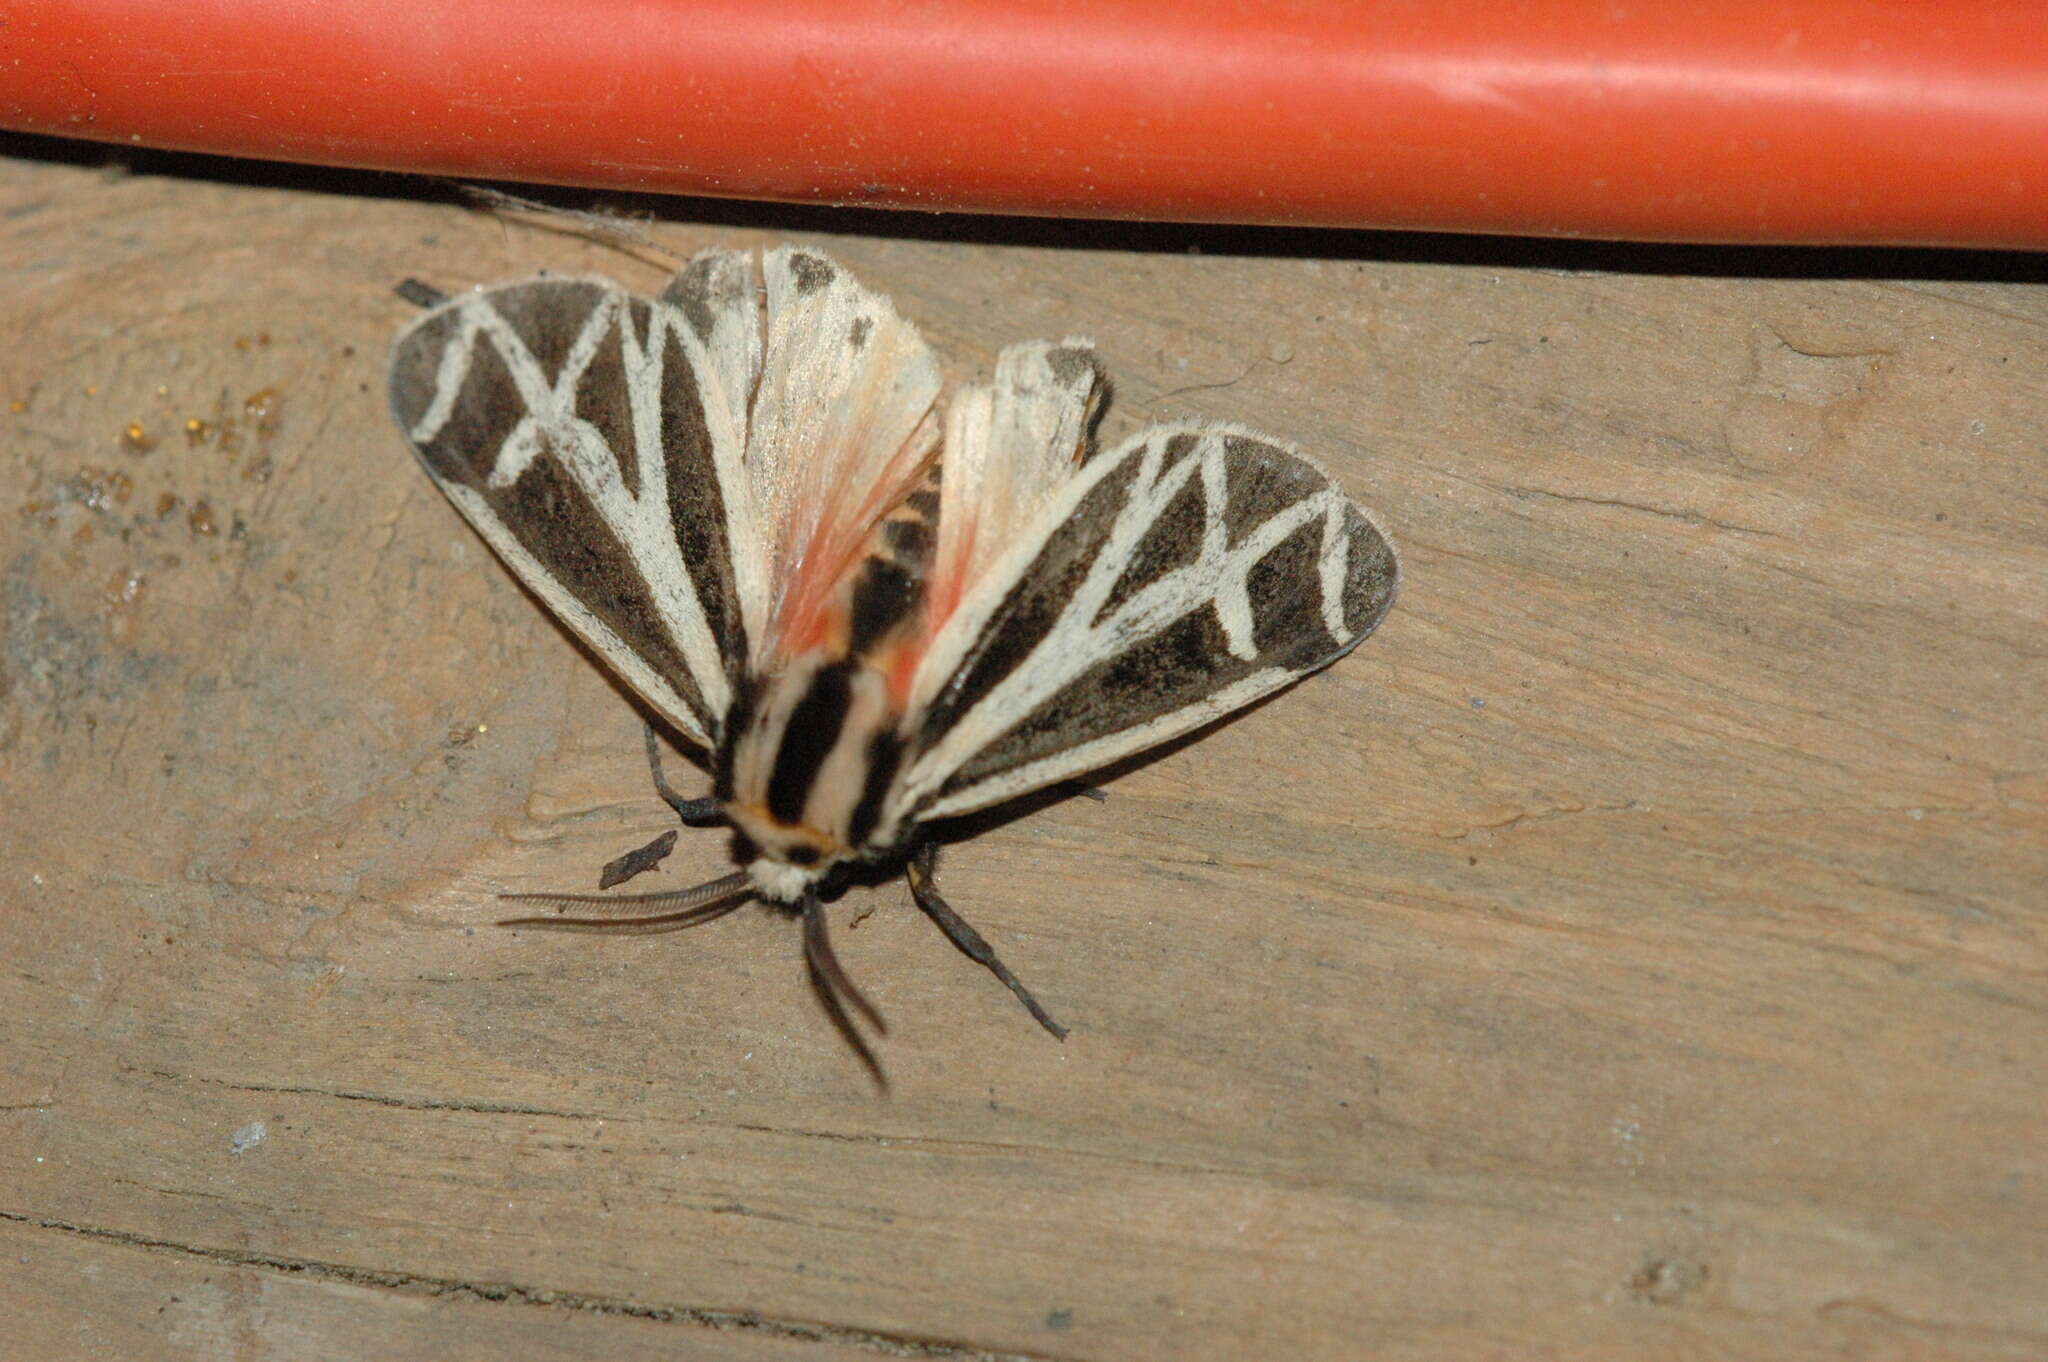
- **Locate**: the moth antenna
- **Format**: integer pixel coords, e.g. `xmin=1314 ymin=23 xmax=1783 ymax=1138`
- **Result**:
xmin=497 ymin=869 xmax=753 ymax=932
xmin=802 ymin=892 xmax=890 ymax=1088
xmin=448 ymin=182 xmax=682 ymax=267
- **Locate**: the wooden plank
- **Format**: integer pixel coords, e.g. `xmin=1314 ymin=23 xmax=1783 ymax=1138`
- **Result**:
xmin=2 ymin=150 xmax=2042 ymax=1360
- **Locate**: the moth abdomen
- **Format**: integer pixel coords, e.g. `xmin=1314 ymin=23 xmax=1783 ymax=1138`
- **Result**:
xmin=846 ymin=727 xmax=907 ymax=854
xmin=846 ymin=556 xmax=921 ymax=655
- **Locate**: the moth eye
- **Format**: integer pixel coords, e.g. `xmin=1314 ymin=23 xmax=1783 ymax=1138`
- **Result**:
xmin=784 ymin=844 xmax=822 ymax=866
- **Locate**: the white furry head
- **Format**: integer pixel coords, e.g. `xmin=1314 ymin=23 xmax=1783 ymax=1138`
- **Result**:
xmin=747 ymin=857 xmax=821 ymax=904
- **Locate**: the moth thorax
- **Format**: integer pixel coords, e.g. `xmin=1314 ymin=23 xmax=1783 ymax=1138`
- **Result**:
xmin=722 ymin=652 xmax=906 ymax=882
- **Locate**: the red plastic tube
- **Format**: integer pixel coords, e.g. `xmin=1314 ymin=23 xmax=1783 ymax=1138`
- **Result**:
xmin=3 ymin=0 xmax=2046 ymax=247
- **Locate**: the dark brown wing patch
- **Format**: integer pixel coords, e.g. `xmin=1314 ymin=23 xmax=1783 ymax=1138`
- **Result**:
xmin=901 ymin=426 xmax=1398 ymax=818
xmin=390 ymin=278 xmax=752 ymax=742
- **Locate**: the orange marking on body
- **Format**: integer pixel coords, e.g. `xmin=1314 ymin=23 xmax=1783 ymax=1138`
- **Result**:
xmin=925 ymin=520 xmax=976 ymax=639
xmin=731 ymin=802 xmax=849 ymax=857
xmin=878 ymin=631 xmax=925 ymax=710
xmin=768 ymin=435 xmax=937 ymax=667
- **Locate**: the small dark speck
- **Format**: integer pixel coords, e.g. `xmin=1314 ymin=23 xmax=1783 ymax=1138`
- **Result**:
xmin=1469 ymin=697 xmax=1486 ymax=709
xmin=393 ymin=277 xmax=446 ymax=309
xmin=789 ymin=252 xmax=834 ymax=294
xmin=1629 ymin=1256 xmax=1708 ymax=1305
xmin=1045 ymin=1309 xmax=1073 ymax=1331
xmin=1934 ymin=512 xmax=1947 ymax=522
xmin=599 ymin=828 xmax=678 ymax=889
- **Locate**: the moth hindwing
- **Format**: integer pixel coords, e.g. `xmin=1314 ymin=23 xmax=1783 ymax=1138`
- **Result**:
xmin=389 ymin=245 xmax=1399 ymax=1078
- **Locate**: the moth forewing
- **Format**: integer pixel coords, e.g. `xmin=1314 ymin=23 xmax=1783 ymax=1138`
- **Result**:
xmin=388 ymin=277 xmax=758 ymax=748
xmin=890 ymin=423 xmax=1398 ymax=824
xmin=656 ymin=251 xmax=762 ymax=470
xmin=656 ymin=250 xmax=777 ymax=652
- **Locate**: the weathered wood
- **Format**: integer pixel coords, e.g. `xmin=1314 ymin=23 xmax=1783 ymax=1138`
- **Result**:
xmin=2 ymin=148 xmax=2043 ymax=1360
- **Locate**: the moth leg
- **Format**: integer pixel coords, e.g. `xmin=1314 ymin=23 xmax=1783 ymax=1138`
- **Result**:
xmin=644 ymin=723 xmax=722 ymax=824
xmin=393 ymin=277 xmax=448 ymax=309
xmin=1064 ymin=782 xmax=1109 ymax=802
xmin=802 ymin=891 xmax=889 ymax=1089
xmin=907 ymin=845 xmax=1068 ymax=1041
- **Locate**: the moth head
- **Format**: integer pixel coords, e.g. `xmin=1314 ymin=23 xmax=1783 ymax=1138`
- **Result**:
xmin=724 ymin=802 xmax=845 ymax=903
xmin=745 ymin=853 xmax=827 ymax=905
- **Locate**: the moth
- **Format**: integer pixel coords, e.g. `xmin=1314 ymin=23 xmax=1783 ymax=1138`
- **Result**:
xmin=389 ymin=246 xmax=1399 ymax=1077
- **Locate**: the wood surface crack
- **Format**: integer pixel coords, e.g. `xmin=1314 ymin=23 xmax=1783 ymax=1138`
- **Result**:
xmin=130 ymin=1067 xmax=612 ymax=1123
xmin=0 ymin=1207 xmax=1079 ymax=1361
xmin=1817 ymin=1292 xmax=2048 ymax=1348
xmin=1878 ymin=281 xmax=2048 ymax=331
xmin=730 ymin=1122 xmax=1246 ymax=1180
xmin=1495 ymin=483 xmax=1776 ymax=537
xmin=128 ymin=1066 xmax=1258 ymax=1180
xmin=1441 ymin=800 xmax=1987 ymax=840
xmin=707 ymin=1201 xmax=809 ymax=1226
xmin=1758 ymin=323 xmax=1895 ymax=363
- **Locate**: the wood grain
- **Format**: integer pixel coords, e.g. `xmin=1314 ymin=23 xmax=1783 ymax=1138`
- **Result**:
xmin=2 ymin=145 xmax=2043 ymax=1361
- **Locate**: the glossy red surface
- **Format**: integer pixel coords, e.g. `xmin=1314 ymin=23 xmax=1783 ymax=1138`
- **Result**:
xmin=3 ymin=0 xmax=2045 ymax=245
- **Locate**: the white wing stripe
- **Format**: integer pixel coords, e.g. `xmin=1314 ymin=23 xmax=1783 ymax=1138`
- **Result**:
xmin=916 ymin=668 xmax=1297 ymax=821
xmin=407 ymin=304 xmax=490 ymax=446
xmin=1201 ymin=444 xmax=1256 ymax=660
xmin=1318 ymin=495 xmax=1354 ymax=643
xmin=443 ymin=483 xmax=712 ymax=746
xmin=902 ymin=429 xmax=1356 ymax=806
xmin=415 ymin=290 xmax=733 ymax=718
xmin=675 ymin=301 xmax=770 ymax=647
